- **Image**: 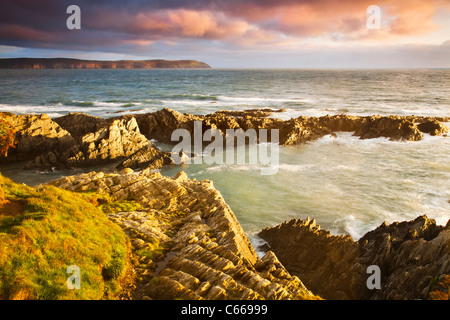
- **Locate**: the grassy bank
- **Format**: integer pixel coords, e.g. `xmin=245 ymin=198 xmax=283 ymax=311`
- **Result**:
xmin=0 ymin=173 xmax=131 ymax=300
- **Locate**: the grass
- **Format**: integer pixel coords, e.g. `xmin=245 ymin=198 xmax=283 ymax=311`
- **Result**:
xmin=76 ymin=191 xmax=143 ymax=214
xmin=0 ymin=174 xmax=131 ymax=300
xmin=135 ymin=238 xmax=165 ymax=261
xmin=429 ymin=275 xmax=450 ymax=300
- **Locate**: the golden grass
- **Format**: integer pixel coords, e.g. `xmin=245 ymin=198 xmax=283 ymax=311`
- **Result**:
xmin=0 ymin=174 xmax=130 ymax=300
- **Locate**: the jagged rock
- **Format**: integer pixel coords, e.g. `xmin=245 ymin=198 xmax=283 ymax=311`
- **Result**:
xmin=27 ymin=117 xmax=149 ymax=169
xmin=3 ymin=112 xmax=153 ymax=170
xmin=53 ymin=113 xmax=108 ymax=143
xmin=258 ymin=218 xmax=365 ymax=300
xmin=275 ymin=118 xmax=330 ymax=145
xmin=128 ymin=109 xmax=446 ymax=145
xmin=316 ymin=114 xmax=362 ymax=132
xmin=3 ymin=113 xmax=76 ymax=162
xmin=416 ymin=120 xmax=448 ymax=136
xmin=357 ymin=215 xmax=449 ymax=300
xmin=46 ymin=169 xmax=321 ymax=300
xmin=7 ymin=109 xmax=449 ymax=171
xmin=115 ymin=143 xmax=174 ymax=171
xmin=354 ymin=116 xmax=423 ymax=141
xmin=258 ymin=215 xmax=450 ymax=300
xmin=133 ymin=108 xmax=203 ymax=143
xmin=80 ymin=117 xmax=147 ymax=161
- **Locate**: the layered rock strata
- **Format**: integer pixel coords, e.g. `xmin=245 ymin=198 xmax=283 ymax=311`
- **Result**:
xmin=47 ymin=168 xmax=320 ymax=300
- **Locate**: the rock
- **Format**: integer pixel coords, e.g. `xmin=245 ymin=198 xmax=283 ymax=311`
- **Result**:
xmin=115 ymin=143 xmax=174 ymax=171
xmin=46 ymin=169 xmax=321 ymax=300
xmin=416 ymin=120 xmax=449 ymax=136
xmin=32 ymin=117 xmax=149 ymax=169
xmin=132 ymin=108 xmax=203 ymax=143
xmin=23 ymin=150 xmax=67 ymax=171
xmin=358 ymin=215 xmax=449 ymax=300
xmin=133 ymin=238 xmax=146 ymax=248
xmin=3 ymin=113 xmax=76 ymax=162
xmin=354 ymin=116 xmax=423 ymax=141
xmin=258 ymin=218 xmax=364 ymax=300
xmin=276 ymin=118 xmax=330 ymax=145
xmin=8 ymin=110 xmax=449 ymax=170
xmin=213 ymin=109 xmax=286 ymax=118
xmin=4 ymin=113 xmax=152 ymax=170
xmin=258 ymin=215 xmax=450 ymax=300
xmin=119 ymin=168 xmax=135 ymax=175
xmin=53 ymin=113 xmax=108 ymax=143
xmin=82 ymin=117 xmax=148 ymax=161
xmin=316 ymin=114 xmax=362 ymax=132
xmin=128 ymin=109 xmax=444 ymax=145
xmin=7 ymin=109 xmax=449 ymax=172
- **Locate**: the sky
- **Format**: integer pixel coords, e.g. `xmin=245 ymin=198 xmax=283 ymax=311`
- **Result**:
xmin=0 ymin=0 xmax=449 ymax=68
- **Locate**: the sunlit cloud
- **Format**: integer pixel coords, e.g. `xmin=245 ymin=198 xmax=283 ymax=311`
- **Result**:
xmin=0 ymin=0 xmax=449 ymax=67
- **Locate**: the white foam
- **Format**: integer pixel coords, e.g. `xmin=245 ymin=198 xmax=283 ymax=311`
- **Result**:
xmin=0 ymin=103 xmax=99 ymax=115
xmin=276 ymin=164 xmax=316 ymax=172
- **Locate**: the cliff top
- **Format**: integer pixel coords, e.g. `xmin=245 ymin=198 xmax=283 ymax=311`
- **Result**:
xmin=0 ymin=58 xmax=211 ymax=69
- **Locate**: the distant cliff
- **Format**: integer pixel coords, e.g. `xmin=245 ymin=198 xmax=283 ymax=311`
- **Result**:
xmin=0 ymin=58 xmax=211 ymax=69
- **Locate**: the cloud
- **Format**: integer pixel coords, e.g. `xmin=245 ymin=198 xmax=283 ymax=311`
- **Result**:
xmin=127 ymin=9 xmax=252 ymax=39
xmin=0 ymin=0 xmax=449 ymax=67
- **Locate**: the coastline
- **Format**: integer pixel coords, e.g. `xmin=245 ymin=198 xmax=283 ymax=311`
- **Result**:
xmin=0 ymin=58 xmax=211 ymax=70
xmin=0 ymin=108 xmax=449 ymax=300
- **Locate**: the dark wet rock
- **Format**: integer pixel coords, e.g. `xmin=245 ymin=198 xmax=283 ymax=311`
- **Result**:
xmin=416 ymin=120 xmax=448 ymax=136
xmin=258 ymin=218 xmax=364 ymax=300
xmin=258 ymin=215 xmax=450 ymax=300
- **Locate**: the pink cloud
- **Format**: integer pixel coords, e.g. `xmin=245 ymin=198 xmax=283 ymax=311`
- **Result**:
xmin=1 ymin=0 xmax=449 ymax=53
xmin=116 ymin=0 xmax=450 ymax=46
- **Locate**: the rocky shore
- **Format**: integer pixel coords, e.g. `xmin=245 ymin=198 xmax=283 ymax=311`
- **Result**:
xmin=42 ymin=168 xmax=449 ymax=300
xmin=258 ymin=216 xmax=450 ymax=300
xmin=46 ymin=168 xmax=319 ymax=300
xmin=1 ymin=108 xmax=449 ymax=300
xmin=1 ymin=108 xmax=448 ymax=171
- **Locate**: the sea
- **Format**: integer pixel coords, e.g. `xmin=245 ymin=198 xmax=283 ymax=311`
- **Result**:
xmin=0 ymin=69 xmax=449 ymax=247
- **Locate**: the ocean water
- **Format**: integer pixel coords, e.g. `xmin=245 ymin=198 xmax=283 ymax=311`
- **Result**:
xmin=0 ymin=69 xmax=449 ymax=245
